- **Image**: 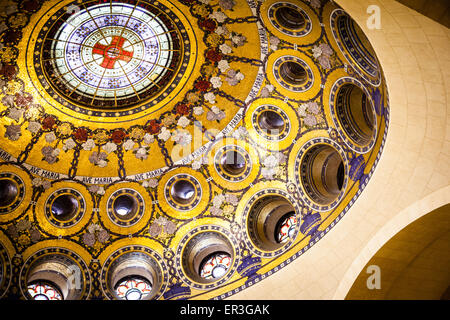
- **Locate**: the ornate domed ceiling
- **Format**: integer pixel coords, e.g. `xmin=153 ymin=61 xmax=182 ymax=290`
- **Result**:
xmin=0 ymin=0 xmax=389 ymax=300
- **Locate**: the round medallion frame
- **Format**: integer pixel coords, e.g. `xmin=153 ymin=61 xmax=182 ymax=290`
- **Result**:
xmin=24 ymin=0 xmax=197 ymax=121
xmin=175 ymin=225 xmax=241 ymax=290
xmin=240 ymin=187 xmax=302 ymax=258
xmin=99 ymin=245 xmax=169 ymax=300
xmin=329 ymin=77 xmax=378 ymax=153
xmin=294 ymin=137 xmax=349 ymax=212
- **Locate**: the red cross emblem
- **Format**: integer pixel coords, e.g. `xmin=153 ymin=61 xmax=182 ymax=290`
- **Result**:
xmin=92 ymin=36 xmax=133 ymax=69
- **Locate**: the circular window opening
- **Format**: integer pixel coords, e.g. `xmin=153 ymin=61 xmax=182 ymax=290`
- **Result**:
xmin=25 ymin=254 xmax=85 ymax=300
xmin=181 ymin=231 xmax=234 ymax=284
xmin=51 ymin=194 xmax=79 ymax=221
xmin=113 ymin=194 xmax=138 ymax=220
xmin=199 ymin=252 xmax=232 ymax=280
xmin=0 ymin=179 xmax=18 ymax=207
xmin=39 ymin=2 xmax=184 ymax=110
xmin=275 ymin=6 xmax=305 ymax=30
xmin=247 ymin=195 xmax=298 ymax=251
xmin=280 ymin=61 xmax=308 ymax=86
xmin=220 ymin=151 xmax=247 ymax=176
xmin=258 ymin=110 xmax=286 ymax=135
xmin=107 ymin=251 xmax=162 ymax=300
xmin=300 ymin=144 xmax=345 ymax=206
xmin=27 ymin=281 xmax=63 ymax=301
xmin=114 ymin=276 xmax=152 ymax=300
xmin=170 ymin=180 xmax=196 ymax=205
xmin=335 ymin=13 xmax=380 ymax=79
xmin=336 ymin=83 xmax=376 ymax=147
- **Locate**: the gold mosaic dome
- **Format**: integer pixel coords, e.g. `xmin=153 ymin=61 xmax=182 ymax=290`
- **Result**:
xmin=0 ymin=0 xmax=389 ymax=300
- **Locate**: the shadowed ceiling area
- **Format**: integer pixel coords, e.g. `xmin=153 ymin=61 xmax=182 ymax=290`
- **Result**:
xmin=396 ymin=0 xmax=450 ymax=28
xmin=346 ymin=204 xmax=450 ymax=300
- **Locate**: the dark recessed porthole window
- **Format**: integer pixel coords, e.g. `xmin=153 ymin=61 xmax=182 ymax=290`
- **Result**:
xmin=25 ymin=254 xmax=85 ymax=300
xmin=107 ymin=251 xmax=162 ymax=300
xmin=0 ymin=179 xmax=18 ymax=207
xmin=300 ymin=144 xmax=345 ymax=206
xmin=335 ymin=83 xmax=376 ymax=147
xmin=279 ymin=61 xmax=308 ymax=86
xmin=258 ymin=110 xmax=286 ymax=135
xmin=170 ymin=180 xmax=196 ymax=205
xmin=220 ymin=151 xmax=247 ymax=176
xmin=181 ymin=232 xmax=234 ymax=284
xmin=275 ymin=6 xmax=306 ymax=30
xmin=247 ymin=195 xmax=298 ymax=251
xmin=51 ymin=194 xmax=79 ymax=221
xmin=113 ymin=194 xmax=138 ymax=220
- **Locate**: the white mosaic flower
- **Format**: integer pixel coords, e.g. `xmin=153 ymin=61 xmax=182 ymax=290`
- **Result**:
xmin=218 ymin=59 xmax=230 ymax=73
xmin=63 ymin=138 xmax=76 ymax=152
xmin=32 ymin=177 xmax=43 ymax=187
xmin=262 ymin=167 xmax=276 ymax=180
xmin=210 ymin=10 xmax=227 ymax=23
xmin=191 ymin=160 xmax=202 ymax=170
xmin=177 ymin=116 xmax=190 ymax=128
xmin=135 ymin=147 xmax=149 ymax=160
xmin=7 ymin=108 xmax=23 ymax=122
xmin=204 ymin=92 xmax=216 ymax=104
xmin=307 ymin=101 xmax=320 ymax=115
xmin=210 ymin=206 xmax=223 ymax=216
xmin=312 ymin=45 xmax=323 ymax=59
xmin=270 ymin=35 xmax=280 ymax=51
xmin=172 ymin=131 xmax=192 ymax=146
xmin=97 ymin=187 xmax=106 ymax=195
xmin=147 ymin=178 xmax=159 ymax=188
xmin=298 ymin=103 xmax=308 ymax=117
xmin=213 ymin=194 xmax=225 ymax=208
xmin=97 ymin=160 xmax=108 ymax=168
xmin=235 ymin=72 xmax=245 ymax=81
xmin=158 ymin=127 xmax=172 ymax=141
xmin=304 ymin=114 xmax=318 ymax=127
xmin=82 ymin=138 xmax=96 ymax=151
xmin=102 ymin=142 xmax=117 ymax=154
xmin=45 ymin=132 xmax=57 ymax=144
xmin=215 ymin=26 xmax=229 ymax=36
xmin=27 ymin=121 xmax=41 ymax=134
xmin=193 ymin=106 xmax=204 ymax=116
xmin=232 ymin=126 xmax=248 ymax=140
xmin=219 ymin=43 xmax=232 ymax=55
xmin=143 ymin=133 xmax=155 ymax=145
xmin=123 ymin=139 xmax=136 ymax=151
xmin=225 ymin=193 xmax=239 ymax=206
xmin=263 ymin=154 xmax=279 ymax=168
xmin=211 ymin=105 xmax=221 ymax=115
xmin=210 ymin=76 xmax=223 ymax=89
xmin=265 ymin=84 xmax=274 ymax=92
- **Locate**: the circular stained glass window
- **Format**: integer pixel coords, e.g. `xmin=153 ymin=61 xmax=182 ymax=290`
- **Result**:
xmin=41 ymin=1 xmax=182 ymax=109
xmin=27 ymin=281 xmax=63 ymax=300
xmin=275 ymin=213 xmax=297 ymax=243
xmin=115 ymin=276 xmax=152 ymax=300
xmin=199 ymin=252 xmax=232 ymax=280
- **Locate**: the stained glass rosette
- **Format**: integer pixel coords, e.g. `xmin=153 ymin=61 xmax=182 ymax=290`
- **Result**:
xmin=115 ymin=277 xmax=152 ymax=300
xmin=44 ymin=2 xmax=177 ymax=109
xmin=277 ymin=215 xmax=297 ymax=243
xmin=199 ymin=253 xmax=232 ymax=280
xmin=27 ymin=282 xmax=63 ymax=300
